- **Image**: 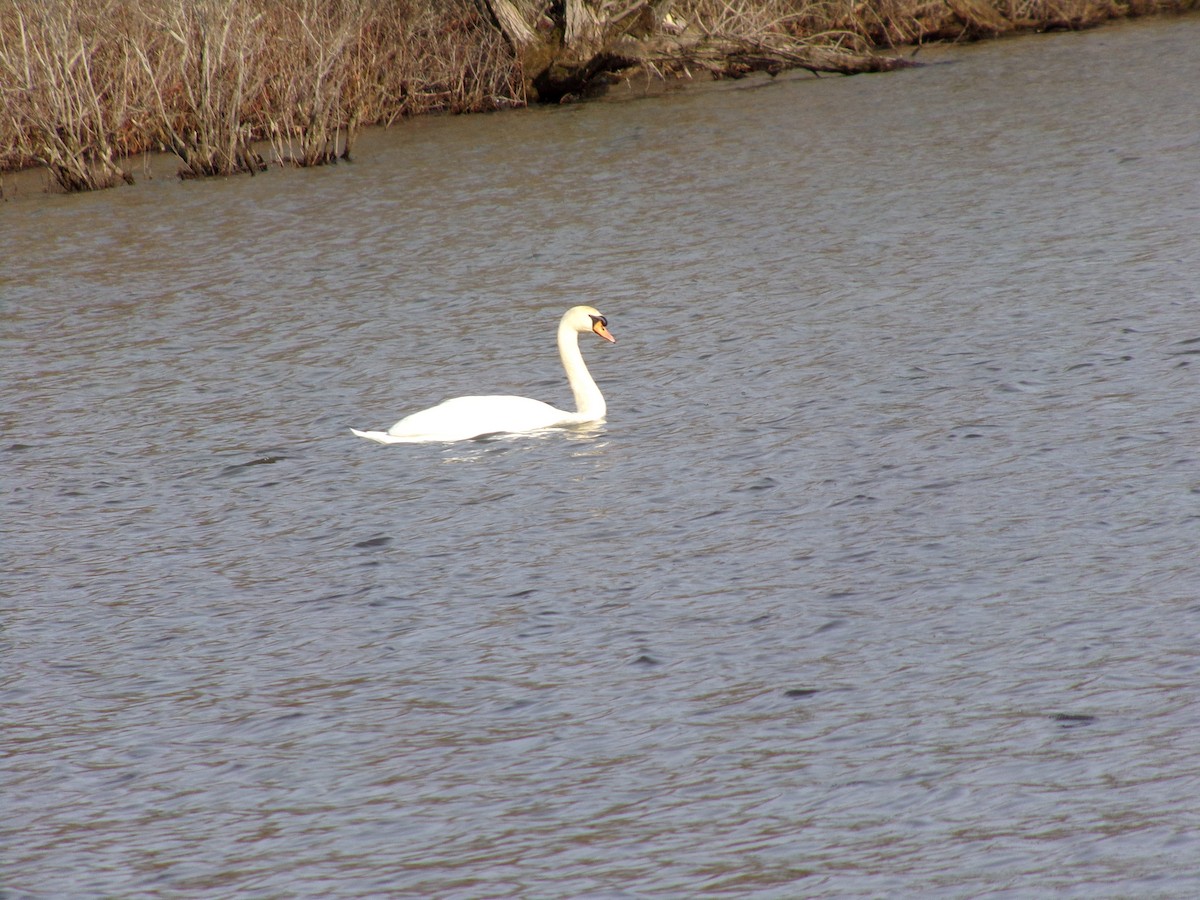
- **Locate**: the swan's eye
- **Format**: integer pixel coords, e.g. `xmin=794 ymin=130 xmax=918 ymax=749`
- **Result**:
xmin=590 ymin=315 xmax=607 ymax=327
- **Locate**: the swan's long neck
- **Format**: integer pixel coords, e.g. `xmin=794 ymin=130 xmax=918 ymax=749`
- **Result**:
xmin=559 ymin=320 xmax=605 ymax=419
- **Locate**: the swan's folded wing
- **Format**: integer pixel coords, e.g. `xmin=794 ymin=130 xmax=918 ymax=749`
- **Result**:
xmin=384 ymin=395 xmax=569 ymax=442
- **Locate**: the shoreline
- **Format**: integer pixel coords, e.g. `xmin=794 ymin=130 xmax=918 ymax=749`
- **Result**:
xmin=2 ymin=1 xmax=1196 ymax=197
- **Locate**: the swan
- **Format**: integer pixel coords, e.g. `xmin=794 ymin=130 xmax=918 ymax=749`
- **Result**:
xmin=351 ymin=305 xmax=616 ymax=444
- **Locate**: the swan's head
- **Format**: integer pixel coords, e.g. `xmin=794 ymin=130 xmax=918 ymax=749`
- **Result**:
xmin=564 ymin=305 xmax=616 ymax=343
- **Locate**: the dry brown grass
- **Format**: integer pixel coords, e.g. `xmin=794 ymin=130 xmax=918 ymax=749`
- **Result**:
xmin=695 ymin=0 xmax=1196 ymax=45
xmin=0 ymin=0 xmax=521 ymax=189
xmin=670 ymin=0 xmax=1191 ymax=50
xmin=132 ymin=0 xmax=271 ymax=177
xmin=1 ymin=0 xmax=1192 ymax=190
xmin=0 ymin=0 xmax=139 ymax=189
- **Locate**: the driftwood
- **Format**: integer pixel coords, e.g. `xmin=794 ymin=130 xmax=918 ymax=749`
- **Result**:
xmin=480 ymin=0 xmax=917 ymax=102
xmin=486 ymin=0 xmax=537 ymax=48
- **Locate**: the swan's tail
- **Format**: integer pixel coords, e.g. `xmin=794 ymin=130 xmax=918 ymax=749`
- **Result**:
xmin=351 ymin=427 xmax=436 ymax=444
xmin=350 ymin=428 xmax=398 ymax=444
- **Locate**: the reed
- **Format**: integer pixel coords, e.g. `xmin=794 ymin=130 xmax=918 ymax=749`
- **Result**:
xmin=0 ymin=0 xmax=136 ymax=189
xmin=133 ymin=0 xmax=270 ymax=178
xmin=261 ymin=0 xmax=365 ymax=167
xmin=1 ymin=0 xmax=1192 ymax=191
xmin=0 ymin=0 xmax=519 ymax=190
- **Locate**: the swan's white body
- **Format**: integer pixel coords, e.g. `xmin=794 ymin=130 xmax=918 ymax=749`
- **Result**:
xmin=351 ymin=306 xmax=615 ymax=444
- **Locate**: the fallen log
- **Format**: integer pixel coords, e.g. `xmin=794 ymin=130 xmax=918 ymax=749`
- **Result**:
xmin=480 ymin=0 xmax=918 ymax=103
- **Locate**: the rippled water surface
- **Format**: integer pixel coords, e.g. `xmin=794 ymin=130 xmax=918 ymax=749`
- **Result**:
xmin=4 ymin=16 xmax=1200 ymax=898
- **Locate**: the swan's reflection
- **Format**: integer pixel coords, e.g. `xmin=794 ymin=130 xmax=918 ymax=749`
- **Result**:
xmin=440 ymin=421 xmax=610 ymax=463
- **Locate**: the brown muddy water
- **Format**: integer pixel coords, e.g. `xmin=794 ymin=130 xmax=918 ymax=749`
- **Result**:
xmin=4 ymin=16 xmax=1200 ymax=899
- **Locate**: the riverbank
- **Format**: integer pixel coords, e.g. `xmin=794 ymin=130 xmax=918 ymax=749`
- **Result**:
xmin=2 ymin=0 xmax=1196 ymax=193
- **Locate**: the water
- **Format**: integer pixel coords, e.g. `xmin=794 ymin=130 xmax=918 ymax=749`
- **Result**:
xmin=4 ymin=16 xmax=1200 ymax=898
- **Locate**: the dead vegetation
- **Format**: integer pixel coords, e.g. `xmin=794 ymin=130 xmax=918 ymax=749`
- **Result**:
xmin=0 ymin=1 xmax=137 ymax=190
xmin=487 ymin=0 xmax=1198 ymax=100
xmin=0 ymin=0 xmax=520 ymax=189
xmin=0 ymin=0 xmax=1193 ymax=191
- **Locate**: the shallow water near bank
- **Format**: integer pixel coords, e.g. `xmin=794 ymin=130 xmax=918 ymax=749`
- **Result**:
xmin=4 ymin=16 xmax=1200 ymax=898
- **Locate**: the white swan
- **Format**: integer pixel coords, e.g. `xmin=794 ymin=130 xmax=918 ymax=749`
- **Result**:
xmin=351 ymin=306 xmax=616 ymax=444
